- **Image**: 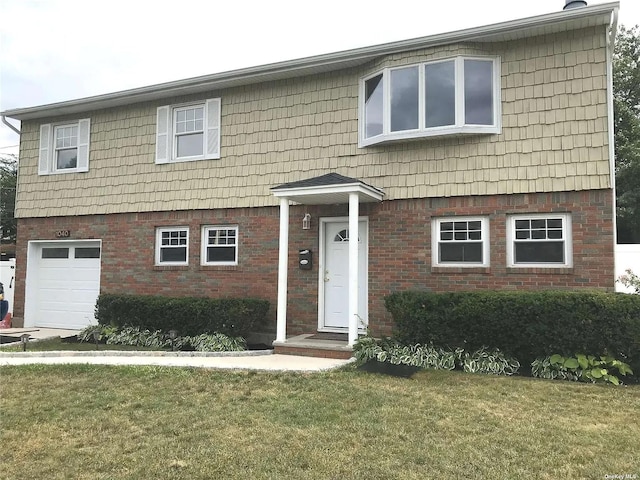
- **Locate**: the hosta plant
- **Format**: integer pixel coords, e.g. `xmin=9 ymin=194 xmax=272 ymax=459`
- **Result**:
xmin=185 ymin=333 xmax=246 ymax=352
xmin=531 ymin=353 xmax=633 ymax=385
xmin=105 ymin=326 xmax=167 ymax=348
xmin=353 ymin=337 xmax=519 ymax=375
xmin=77 ymin=324 xmax=116 ymax=342
xmin=78 ymin=326 xmax=246 ymax=352
xmin=462 ymin=346 xmax=521 ymax=376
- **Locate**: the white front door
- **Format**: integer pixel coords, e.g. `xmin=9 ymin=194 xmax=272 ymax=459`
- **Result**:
xmin=321 ymin=219 xmax=368 ymax=331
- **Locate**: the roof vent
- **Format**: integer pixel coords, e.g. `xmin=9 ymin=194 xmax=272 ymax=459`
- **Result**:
xmin=563 ymin=0 xmax=587 ymax=9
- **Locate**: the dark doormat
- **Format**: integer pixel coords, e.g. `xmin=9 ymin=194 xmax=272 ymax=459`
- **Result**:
xmin=307 ymin=332 xmax=348 ymax=341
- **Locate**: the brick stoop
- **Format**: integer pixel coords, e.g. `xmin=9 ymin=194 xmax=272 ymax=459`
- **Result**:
xmin=273 ymin=334 xmax=353 ymax=359
xmin=274 ymin=344 xmax=353 ymax=359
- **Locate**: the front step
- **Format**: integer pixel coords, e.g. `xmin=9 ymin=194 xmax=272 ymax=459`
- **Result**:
xmin=273 ymin=334 xmax=353 ymax=359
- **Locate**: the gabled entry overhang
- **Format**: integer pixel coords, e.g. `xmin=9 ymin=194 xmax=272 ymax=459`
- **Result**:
xmin=271 ymin=173 xmax=384 ymax=205
xmin=271 ymin=173 xmax=384 ymax=348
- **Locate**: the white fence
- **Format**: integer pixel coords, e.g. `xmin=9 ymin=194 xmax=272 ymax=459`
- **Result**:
xmin=0 ymin=258 xmax=16 ymax=314
xmin=615 ymin=244 xmax=640 ymax=293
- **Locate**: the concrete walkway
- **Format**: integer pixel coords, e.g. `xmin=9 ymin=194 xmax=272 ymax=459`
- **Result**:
xmin=0 ymin=328 xmax=354 ymax=372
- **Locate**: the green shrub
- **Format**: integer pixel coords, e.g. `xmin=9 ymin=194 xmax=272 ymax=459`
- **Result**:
xmin=531 ymin=354 xmax=633 ymax=385
xmin=386 ymin=290 xmax=640 ymax=377
xmin=95 ymin=294 xmax=270 ymax=337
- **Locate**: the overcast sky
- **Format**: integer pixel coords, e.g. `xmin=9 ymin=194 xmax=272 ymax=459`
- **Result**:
xmin=1 ymin=0 xmax=638 ymax=155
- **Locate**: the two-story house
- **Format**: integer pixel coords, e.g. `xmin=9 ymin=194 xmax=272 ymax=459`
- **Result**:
xmin=1 ymin=1 xmax=619 ymax=354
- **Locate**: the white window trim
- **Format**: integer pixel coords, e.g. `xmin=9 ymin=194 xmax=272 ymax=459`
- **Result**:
xmin=431 ymin=216 xmax=490 ymax=268
xmin=359 ymin=56 xmax=501 ymax=147
xmin=156 ymin=98 xmax=220 ymax=164
xmin=155 ymin=227 xmax=189 ymax=266
xmin=38 ymin=119 xmax=91 ymax=175
xmin=200 ymin=225 xmax=238 ymax=266
xmin=506 ymin=213 xmax=573 ymax=268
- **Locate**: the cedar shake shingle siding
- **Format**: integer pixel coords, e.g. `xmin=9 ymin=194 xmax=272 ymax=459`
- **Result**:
xmin=15 ymin=26 xmax=611 ymax=219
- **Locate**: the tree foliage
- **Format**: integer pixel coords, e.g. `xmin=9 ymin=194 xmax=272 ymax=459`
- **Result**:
xmin=0 ymin=153 xmax=17 ymax=244
xmin=614 ymin=25 xmax=640 ymax=243
xmin=0 ymin=152 xmax=17 ymax=248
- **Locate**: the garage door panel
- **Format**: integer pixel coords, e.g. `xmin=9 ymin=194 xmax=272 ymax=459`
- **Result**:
xmin=29 ymin=242 xmax=101 ymax=329
xmin=38 ymin=279 xmax=100 ymax=291
xmin=37 ymin=313 xmax=95 ymax=330
xmin=38 ymin=281 xmax=100 ymax=299
xmin=41 ymin=302 xmax=95 ymax=317
xmin=39 ymin=266 xmax=100 ymax=282
xmin=39 ymin=291 xmax=99 ymax=306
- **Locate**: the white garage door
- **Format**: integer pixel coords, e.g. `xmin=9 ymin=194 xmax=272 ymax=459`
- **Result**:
xmin=29 ymin=242 xmax=101 ymax=329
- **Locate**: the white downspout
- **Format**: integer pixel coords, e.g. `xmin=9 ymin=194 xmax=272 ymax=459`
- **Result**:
xmin=348 ymin=192 xmax=359 ymax=346
xmin=1 ymin=116 xmax=21 ymax=135
xmin=606 ymin=7 xmax=619 ymax=285
xmin=276 ymin=197 xmax=290 ymax=343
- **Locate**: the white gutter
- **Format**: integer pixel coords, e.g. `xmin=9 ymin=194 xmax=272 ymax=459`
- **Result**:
xmin=1 ymin=116 xmax=20 ymax=135
xmin=0 ymin=2 xmax=619 ymax=121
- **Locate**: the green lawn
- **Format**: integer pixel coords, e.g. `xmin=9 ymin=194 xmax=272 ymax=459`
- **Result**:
xmin=1 ymin=364 xmax=638 ymax=479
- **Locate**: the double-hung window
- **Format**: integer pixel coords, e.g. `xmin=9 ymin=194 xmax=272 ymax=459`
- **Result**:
xmin=38 ymin=119 xmax=91 ymax=175
xmin=507 ymin=214 xmax=572 ymax=267
xmin=201 ymin=226 xmax=238 ymax=265
xmin=174 ymin=105 xmax=204 ymax=159
xmin=360 ymin=56 xmax=500 ymax=146
xmin=156 ymin=98 xmax=221 ymax=164
xmin=54 ymin=125 xmax=78 ymax=170
xmin=156 ymin=227 xmax=189 ymax=265
xmin=432 ymin=217 xmax=489 ymax=267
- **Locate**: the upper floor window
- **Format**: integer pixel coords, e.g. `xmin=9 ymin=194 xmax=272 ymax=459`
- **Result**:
xmin=506 ymin=214 xmax=572 ymax=268
xmin=201 ymin=226 xmax=238 ymax=265
xmin=432 ymin=217 xmax=489 ymax=267
xmin=360 ymin=56 xmax=500 ymax=147
xmin=156 ymin=98 xmax=220 ymax=164
xmin=155 ymin=227 xmax=189 ymax=265
xmin=38 ymin=119 xmax=91 ymax=175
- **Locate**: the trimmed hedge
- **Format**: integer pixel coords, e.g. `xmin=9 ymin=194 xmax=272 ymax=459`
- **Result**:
xmin=386 ymin=290 xmax=640 ymax=374
xmin=95 ymin=294 xmax=270 ymax=337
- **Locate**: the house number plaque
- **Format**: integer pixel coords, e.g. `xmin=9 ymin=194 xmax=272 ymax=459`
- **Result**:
xmin=55 ymin=230 xmax=71 ymax=238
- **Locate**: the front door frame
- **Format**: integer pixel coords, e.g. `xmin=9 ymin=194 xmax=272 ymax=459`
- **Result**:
xmin=318 ymin=216 xmax=369 ymax=333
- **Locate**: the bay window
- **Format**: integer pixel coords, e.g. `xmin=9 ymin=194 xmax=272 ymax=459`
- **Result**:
xmin=360 ymin=56 xmax=500 ymax=146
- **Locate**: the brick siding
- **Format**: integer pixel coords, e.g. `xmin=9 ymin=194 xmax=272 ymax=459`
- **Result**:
xmin=14 ymin=189 xmax=614 ymax=336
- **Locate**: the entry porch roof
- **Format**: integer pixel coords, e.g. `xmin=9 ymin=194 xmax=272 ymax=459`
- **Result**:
xmin=271 ymin=173 xmax=384 ymax=205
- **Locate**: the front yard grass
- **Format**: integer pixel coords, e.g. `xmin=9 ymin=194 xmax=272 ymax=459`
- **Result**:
xmin=1 ymin=364 xmax=638 ymax=479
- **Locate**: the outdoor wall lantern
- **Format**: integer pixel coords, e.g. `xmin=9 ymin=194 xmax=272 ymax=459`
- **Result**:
xmin=302 ymin=213 xmax=311 ymax=230
xmin=168 ymin=330 xmax=178 ymax=352
xmin=20 ymin=334 xmax=30 ymax=352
